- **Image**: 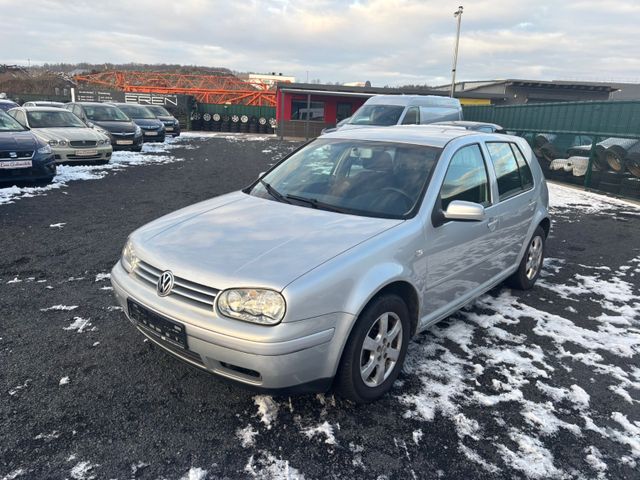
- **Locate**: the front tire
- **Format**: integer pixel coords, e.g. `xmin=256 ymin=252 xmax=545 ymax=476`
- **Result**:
xmin=336 ymin=294 xmax=410 ymax=403
xmin=506 ymin=226 xmax=546 ymax=290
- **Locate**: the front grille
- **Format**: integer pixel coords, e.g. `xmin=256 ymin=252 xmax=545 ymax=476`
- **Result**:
xmin=0 ymin=151 xmax=33 ymax=159
xmin=134 ymin=260 xmax=219 ymax=309
xmin=112 ymin=132 xmax=134 ymax=137
xmin=70 ymin=140 xmax=97 ymax=148
xmin=67 ymin=154 xmax=101 ymax=160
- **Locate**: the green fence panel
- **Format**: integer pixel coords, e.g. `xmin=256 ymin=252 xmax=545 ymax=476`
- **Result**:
xmin=465 ymin=100 xmax=640 ymax=139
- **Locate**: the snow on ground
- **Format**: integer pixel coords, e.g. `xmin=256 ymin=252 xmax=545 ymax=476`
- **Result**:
xmin=0 ymin=132 xmax=250 ymax=207
xmin=245 ymin=452 xmax=305 ymax=479
xmin=548 ymin=181 xmax=639 ymax=213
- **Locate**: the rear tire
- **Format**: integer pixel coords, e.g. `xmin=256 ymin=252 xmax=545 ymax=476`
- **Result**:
xmin=506 ymin=226 xmax=546 ymax=290
xmin=335 ymin=294 xmax=410 ymax=403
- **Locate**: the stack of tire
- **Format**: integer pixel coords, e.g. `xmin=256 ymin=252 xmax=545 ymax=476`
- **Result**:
xmin=190 ymin=112 xmax=202 ymax=131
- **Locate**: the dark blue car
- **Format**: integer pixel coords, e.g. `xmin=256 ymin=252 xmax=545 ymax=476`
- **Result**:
xmin=112 ymin=103 xmax=166 ymax=143
xmin=0 ymin=99 xmax=19 ymax=112
xmin=0 ymin=110 xmax=56 ymax=185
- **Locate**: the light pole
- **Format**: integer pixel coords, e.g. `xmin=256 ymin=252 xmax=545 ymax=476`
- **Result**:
xmin=450 ymin=5 xmax=464 ymax=98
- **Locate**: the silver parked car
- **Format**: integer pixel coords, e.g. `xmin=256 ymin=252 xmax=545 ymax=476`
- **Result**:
xmin=111 ymin=125 xmax=550 ymax=402
xmin=8 ymin=107 xmax=112 ymax=164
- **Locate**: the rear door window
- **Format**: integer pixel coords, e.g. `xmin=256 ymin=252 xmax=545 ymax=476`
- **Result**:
xmin=510 ymin=143 xmax=534 ymax=189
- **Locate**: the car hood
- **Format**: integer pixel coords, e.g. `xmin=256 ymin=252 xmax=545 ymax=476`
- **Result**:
xmin=0 ymin=130 xmax=40 ymax=150
xmin=157 ymin=116 xmax=177 ymax=123
xmin=92 ymin=121 xmax=136 ymax=133
xmin=133 ymin=118 xmax=163 ymax=128
xmin=132 ymin=191 xmax=403 ymax=290
xmin=31 ymin=127 xmax=106 ymax=143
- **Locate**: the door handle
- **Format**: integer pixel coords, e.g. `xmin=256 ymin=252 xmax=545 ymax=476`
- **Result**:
xmin=487 ymin=217 xmax=499 ymax=231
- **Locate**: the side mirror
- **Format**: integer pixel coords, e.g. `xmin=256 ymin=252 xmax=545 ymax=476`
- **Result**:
xmin=443 ymin=200 xmax=485 ymax=222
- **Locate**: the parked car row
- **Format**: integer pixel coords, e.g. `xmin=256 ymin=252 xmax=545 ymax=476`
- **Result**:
xmin=0 ymin=100 xmax=181 ymax=186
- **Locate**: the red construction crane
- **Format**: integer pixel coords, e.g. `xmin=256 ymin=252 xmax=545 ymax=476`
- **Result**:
xmin=74 ymin=70 xmax=277 ymax=106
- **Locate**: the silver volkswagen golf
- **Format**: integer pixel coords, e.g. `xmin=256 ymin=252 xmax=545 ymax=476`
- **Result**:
xmin=111 ymin=125 xmax=549 ymax=403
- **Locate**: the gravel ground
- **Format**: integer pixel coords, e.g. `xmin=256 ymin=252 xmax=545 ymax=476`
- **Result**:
xmin=1 ymin=133 xmax=639 ymax=480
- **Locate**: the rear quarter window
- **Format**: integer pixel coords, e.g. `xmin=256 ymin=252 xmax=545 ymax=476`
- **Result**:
xmin=486 ymin=142 xmax=534 ymax=201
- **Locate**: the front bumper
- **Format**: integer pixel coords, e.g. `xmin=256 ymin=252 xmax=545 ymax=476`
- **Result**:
xmin=53 ymin=145 xmax=112 ymax=163
xmin=111 ymin=134 xmax=143 ymax=151
xmin=0 ymin=153 xmax=56 ymax=183
xmin=142 ymin=130 xmax=166 ymax=143
xmin=110 ymin=261 xmax=354 ymax=391
xmin=163 ymin=124 xmax=181 ymax=136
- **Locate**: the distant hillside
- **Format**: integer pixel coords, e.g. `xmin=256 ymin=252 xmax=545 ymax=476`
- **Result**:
xmin=32 ymin=63 xmax=235 ymax=76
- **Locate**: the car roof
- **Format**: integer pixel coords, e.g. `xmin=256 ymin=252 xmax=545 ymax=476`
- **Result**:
xmin=433 ymin=120 xmax=503 ymax=129
xmin=74 ymin=102 xmax=117 ymax=106
xmin=362 ymin=95 xmax=461 ymax=109
xmin=322 ymin=124 xmax=478 ymax=148
xmin=16 ymin=106 xmax=72 ymax=112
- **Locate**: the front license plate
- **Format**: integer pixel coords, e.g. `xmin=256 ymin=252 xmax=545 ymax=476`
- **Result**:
xmin=0 ymin=160 xmax=32 ymax=169
xmin=145 ymin=131 xmax=158 ymax=136
xmin=75 ymin=149 xmax=98 ymax=156
xmin=116 ymin=140 xmax=134 ymax=145
xmin=127 ymin=300 xmax=188 ymax=349
xmin=165 ymin=127 xmax=174 ymax=132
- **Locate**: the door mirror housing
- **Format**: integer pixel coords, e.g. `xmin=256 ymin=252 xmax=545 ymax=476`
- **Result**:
xmin=443 ymin=200 xmax=485 ymax=222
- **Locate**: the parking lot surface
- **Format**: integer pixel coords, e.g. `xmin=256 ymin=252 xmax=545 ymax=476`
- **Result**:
xmin=1 ymin=133 xmax=639 ymax=480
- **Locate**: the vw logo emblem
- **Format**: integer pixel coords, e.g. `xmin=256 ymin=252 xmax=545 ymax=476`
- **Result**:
xmin=156 ymin=271 xmax=174 ymax=297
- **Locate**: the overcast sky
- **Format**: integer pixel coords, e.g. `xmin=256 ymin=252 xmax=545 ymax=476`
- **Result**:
xmin=2 ymin=0 xmax=639 ymax=86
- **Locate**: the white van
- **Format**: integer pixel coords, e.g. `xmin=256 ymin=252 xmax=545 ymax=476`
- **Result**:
xmin=332 ymin=95 xmax=462 ymax=133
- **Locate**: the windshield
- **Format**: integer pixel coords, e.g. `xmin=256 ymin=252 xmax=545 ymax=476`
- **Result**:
xmin=27 ymin=110 xmax=86 ymax=128
xmin=84 ymin=105 xmax=130 ymax=122
xmin=118 ymin=105 xmax=156 ymax=119
xmin=0 ymin=110 xmax=26 ymax=131
xmin=146 ymin=105 xmax=171 ymax=116
xmin=249 ymin=139 xmax=441 ymax=219
xmin=348 ymin=105 xmax=406 ymax=126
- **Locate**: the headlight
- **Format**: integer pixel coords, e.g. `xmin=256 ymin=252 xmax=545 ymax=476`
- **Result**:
xmin=48 ymin=140 xmax=58 ymax=146
xmin=121 ymin=239 xmax=138 ymax=273
xmin=134 ymin=126 xmax=142 ymax=136
xmin=58 ymin=140 xmax=68 ymax=147
xmin=217 ymin=289 xmax=286 ymax=325
xmin=37 ymin=144 xmax=52 ymax=154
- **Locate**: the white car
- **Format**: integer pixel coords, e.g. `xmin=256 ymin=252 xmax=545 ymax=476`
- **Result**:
xmin=8 ymin=107 xmax=112 ymax=164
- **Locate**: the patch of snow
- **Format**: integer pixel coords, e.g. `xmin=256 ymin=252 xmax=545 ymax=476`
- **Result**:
xmin=584 ymin=446 xmax=608 ymax=479
xmin=59 ymin=377 xmax=70 ymax=386
xmin=548 ymin=182 xmax=640 ymax=213
xmin=1 ymin=469 xmax=25 ymax=480
xmin=254 ymin=395 xmax=278 ymax=429
xmin=245 ymin=452 xmax=304 ymax=479
xmin=6 ymin=277 xmax=21 ymax=284
xmin=34 ymin=431 xmax=61 ymax=441
xmin=178 ymin=467 xmax=208 ymax=480
xmin=497 ymin=430 xmax=563 ymax=479
xmin=412 ymin=429 xmax=423 ymax=445
xmin=49 ymin=222 xmax=66 ymax=228
xmin=301 ymin=421 xmax=338 ymax=445
xmin=458 ymin=443 xmax=501 ymax=474
xmin=8 ymin=380 xmax=30 ymax=396
xmin=94 ymin=273 xmax=110 ymax=282
xmin=40 ymin=305 xmax=78 ymax=312
xmin=69 ymin=461 xmax=97 ymax=480
xmin=63 ymin=317 xmax=92 ymax=333
xmin=237 ymin=424 xmax=259 ymax=447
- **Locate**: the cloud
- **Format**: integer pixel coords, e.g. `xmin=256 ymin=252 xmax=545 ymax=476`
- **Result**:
xmin=0 ymin=0 xmax=639 ymax=85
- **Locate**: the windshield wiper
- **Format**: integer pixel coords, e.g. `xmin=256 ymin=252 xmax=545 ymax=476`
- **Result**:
xmin=285 ymin=194 xmax=350 ymax=214
xmin=260 ymin=179 xmax=291 ymax=204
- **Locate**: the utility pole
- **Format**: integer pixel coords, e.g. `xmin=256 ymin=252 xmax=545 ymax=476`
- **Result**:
xmin=450 ymin=5 xmax=464 ymax=98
